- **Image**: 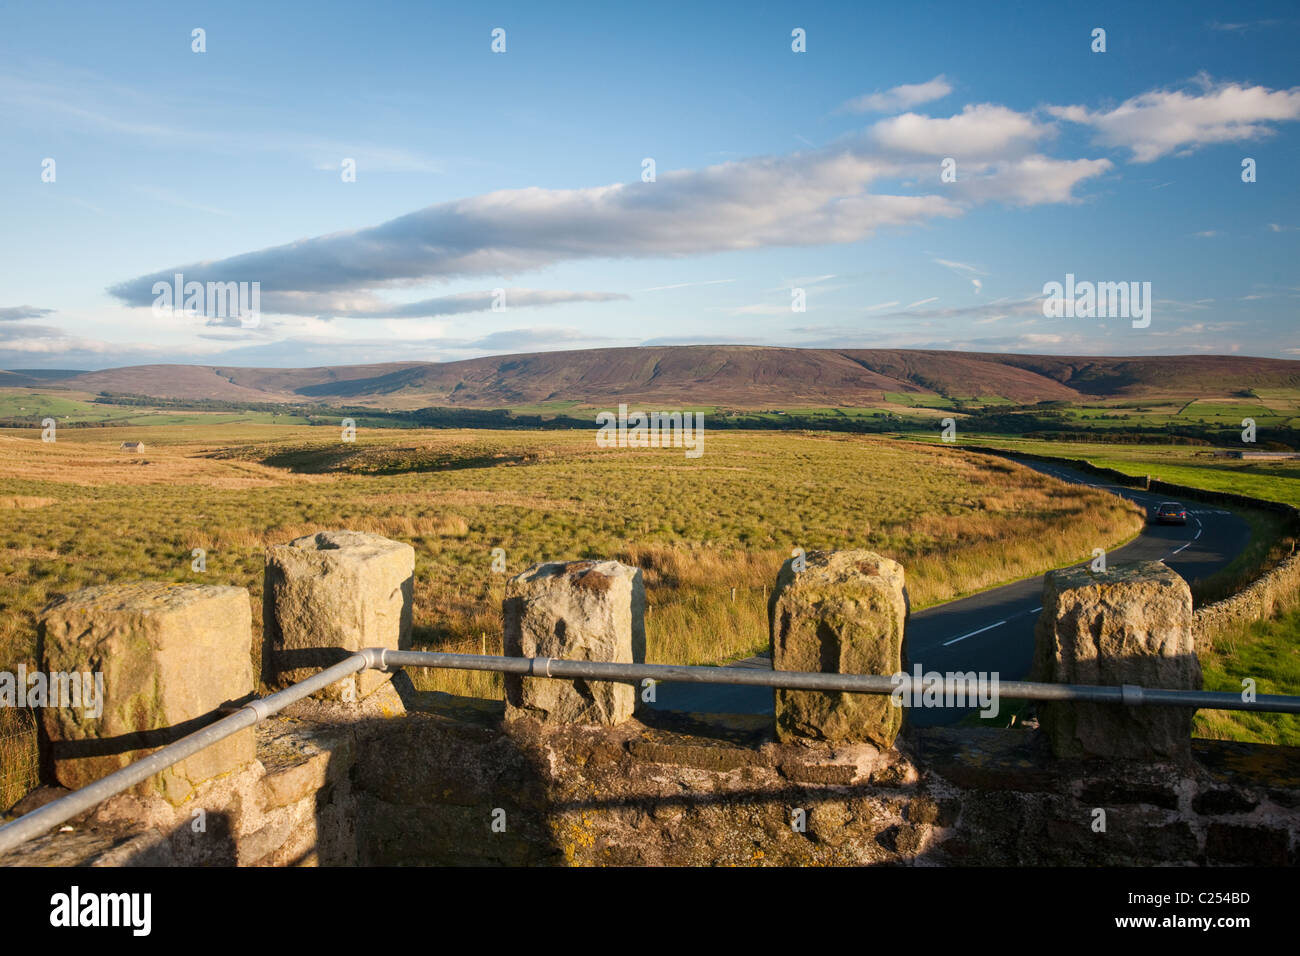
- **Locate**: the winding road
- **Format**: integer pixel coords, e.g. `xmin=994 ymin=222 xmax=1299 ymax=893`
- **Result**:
xmin=645 ymin=458 xmax=1253 ymax=725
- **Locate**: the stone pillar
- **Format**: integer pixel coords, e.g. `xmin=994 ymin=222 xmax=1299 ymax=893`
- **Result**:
xmin=503 ymin=560 xmax=645 ymax=726
xmin=1032 ymin=561 xmax=1199 ymax=760
xmin=264 ymin=530 xmax=414 ymax=701
xmin=769 ymin=550 xmax=908 ymax=747
xmin=37 ymin=582 xmax=256 ymax=805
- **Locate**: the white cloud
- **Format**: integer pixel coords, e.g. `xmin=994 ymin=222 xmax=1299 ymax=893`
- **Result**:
xmin=933 ymin=258 xmax=985 ymax=275
xmin=94 ymin=87 xmax=1191 ymax=319
xmin=0 ymin=305 xmax=55 ymax=322
xmin=869 ymin=103 xmax=1048 ymax=160
xmin=109 ymin=150 xmax=965 ymax=307
xmin=951 ymin=154 xmax=1113 ymax=206
xmin=1209 ymin=20 xmax=1282 ymax=32
xmin=842 ymin=75 xmax=953 ymax=114
xmin=1049 ymin=78 xmax=1300 ymax=162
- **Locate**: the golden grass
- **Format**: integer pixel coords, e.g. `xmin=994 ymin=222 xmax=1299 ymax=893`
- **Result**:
xmin=0 ymin=708 xmax=38 ymax=811
xmin=0 ymin=497 xmax=56 ymax=509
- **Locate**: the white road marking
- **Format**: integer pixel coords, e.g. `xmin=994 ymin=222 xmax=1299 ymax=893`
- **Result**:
xmin=1172 ymin=543 xmax=1191 ymax=554
xmin=943 ymin=620 xmax=1007 ymax=646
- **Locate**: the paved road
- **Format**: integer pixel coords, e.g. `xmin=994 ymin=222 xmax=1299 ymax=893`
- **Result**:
xmin=645 ymin=458 xmax=1252 ymax=725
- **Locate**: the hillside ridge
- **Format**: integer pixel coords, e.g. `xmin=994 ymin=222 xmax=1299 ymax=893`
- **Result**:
xmin=10 ymin=346 xmax=1300 ymax=408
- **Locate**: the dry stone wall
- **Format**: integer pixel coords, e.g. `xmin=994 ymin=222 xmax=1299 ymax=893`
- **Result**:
xmin=6 ymin=699 xmax=1298 ymax=867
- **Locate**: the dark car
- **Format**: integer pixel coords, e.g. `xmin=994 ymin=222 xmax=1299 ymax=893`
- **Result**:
xmin=1153 ymin=501 xmax=1188 ymax=525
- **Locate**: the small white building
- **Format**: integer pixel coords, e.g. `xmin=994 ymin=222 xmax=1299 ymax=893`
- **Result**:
xmin=120 ymin=441 xmax=146 ymax=452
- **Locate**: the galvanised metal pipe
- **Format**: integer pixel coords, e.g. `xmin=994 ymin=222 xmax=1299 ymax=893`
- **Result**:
xmin=0 ymin=650 xmax=374 ymax=857
xmin=385 ymin=651 xmax=1300 ymax=714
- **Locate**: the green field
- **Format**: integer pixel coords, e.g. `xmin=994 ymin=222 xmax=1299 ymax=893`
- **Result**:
xmin=11 ymin=383 xmax=1300 ymax=439
xmin=1198 ymin=608 xmax=1300 ymax=746
xmin=883 ymin=392 xmax=956 ymax=409
xmin=495 ymin=399 xmax=586 ymax=416
xmin=0 ymin=391 xmax=107 ymax=420
xmin=0 ymin=390 xmax=311 ymax=427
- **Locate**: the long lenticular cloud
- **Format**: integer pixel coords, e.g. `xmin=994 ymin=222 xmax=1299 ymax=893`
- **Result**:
xmin=106 ymin=78 xmax=1298 ymax=314
xmin=108 ymin=150 xmax=964 ymax=309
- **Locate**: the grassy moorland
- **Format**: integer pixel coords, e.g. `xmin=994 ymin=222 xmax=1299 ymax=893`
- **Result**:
xmin=0 ymin=423 xmax=1146 ymax=805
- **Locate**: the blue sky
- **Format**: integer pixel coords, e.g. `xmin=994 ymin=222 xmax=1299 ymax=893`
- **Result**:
xmin=2 ymin=0 xmax=1298 ymax=369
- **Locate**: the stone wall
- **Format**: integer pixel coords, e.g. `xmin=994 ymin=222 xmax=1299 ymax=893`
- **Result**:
xmin=6 ymin=696 xmax=1298 ymax=866
xmin=1193 ymin=550 xmax=1300 ymax=642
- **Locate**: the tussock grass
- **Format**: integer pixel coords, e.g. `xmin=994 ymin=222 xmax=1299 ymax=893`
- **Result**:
xmin=0 ymin=497 xmax=56 ymax=509
xmin=0 ymin=708 xmax=38 ymax=811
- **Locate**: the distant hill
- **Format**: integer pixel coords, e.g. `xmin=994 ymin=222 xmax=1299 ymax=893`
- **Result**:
xmin=0 ymin=369 xmax=87 ymax=388
xmin=963 ymin=353 xmax=1300 ymax=397
xmin=10 ymin=347 xmax=1300 ymax=408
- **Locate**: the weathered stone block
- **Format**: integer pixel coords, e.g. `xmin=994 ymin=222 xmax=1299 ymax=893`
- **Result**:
xmin=38 ymin=582 xmax=256 ymax=805
xmin=264 ymin=530 xmax=414 ymax=700
xmin=259 ymin=750 xmax=331 ymax=813
xmin=503 ymin=560 xmax=645 ymax=725
xmin=1032 ymin=561 xmax=1200 ymax=760
xmin=769 ymin=550 xmax=907 ymax=747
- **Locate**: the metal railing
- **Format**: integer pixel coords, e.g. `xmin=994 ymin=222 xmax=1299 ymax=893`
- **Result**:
xmin=2 ymin=646 xmax=1298 ymax=856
